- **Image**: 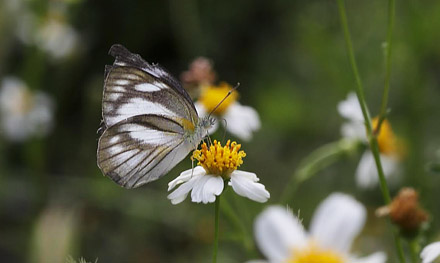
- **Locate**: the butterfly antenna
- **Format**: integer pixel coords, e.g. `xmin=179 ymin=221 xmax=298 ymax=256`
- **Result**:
xmin=207 ymin=82 xmax=240 ymax=118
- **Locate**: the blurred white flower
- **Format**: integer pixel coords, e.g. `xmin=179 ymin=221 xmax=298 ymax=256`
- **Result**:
xmin=4 ymin=0 xmax=79 ymax=59
xmin=337 ymin=92 xmax=367 ymax=141
xmin=338 ymin=92 xmax=404 ymax=189
xmin=249 ymin=193 xmax=386 ymax=263
xmin=0 ymin=77 xmax=54 ymax=142
xmin=35 ymin=17 xmax=79 ymax=59
xmin=31 ymin=206 xmax=78 ymax=263
xmin=195 ymin=82 xmax=261 ymax=141
xmin=421 ymin=242 xmax=440 ymax=263
xmin=168 ymin=140 xmax=270 ymax=204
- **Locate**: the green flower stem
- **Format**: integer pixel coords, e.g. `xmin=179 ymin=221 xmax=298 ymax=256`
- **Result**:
xmin=212 ymin=196 xmax=220 ymax=263
xmin=336 ymin=0 xmax=406 ymax=262
xmin=281 ymin=139 xmax=358 ymax=204
xmin=220 ymin=197 xmax=254 ymax=252
xmin=379 ymin=0 xmax=396 ymax=123
xmin=409 ymin=238 xmax=420 ymax=263
xmin=336 ymin=0 xmax=373 ymax=135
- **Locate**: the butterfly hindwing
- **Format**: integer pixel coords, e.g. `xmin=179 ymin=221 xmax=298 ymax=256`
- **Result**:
xmin=97 ymin=114 xmax=194 ymax=188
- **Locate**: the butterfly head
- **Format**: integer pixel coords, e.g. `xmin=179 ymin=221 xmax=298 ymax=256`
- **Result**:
xmin=199 ymin=115 xmax=215 ymax=134
xmin=185 ymin=116 xmax=213 ymax=149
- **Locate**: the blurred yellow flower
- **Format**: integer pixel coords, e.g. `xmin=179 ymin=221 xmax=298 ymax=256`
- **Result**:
xmin=289 ymin=244 xmax=344 ymax=263
xmin=198 ymin=83 xmax=239 ymax=115
xmin=195 ymin=82 xmax=261 ymax=141
xmin=338 ymin=93 xmax=404 ymax=189
xmin=372 ymin=117 xmax=406 ymax=159
xmin=249 ymin=193 xmax=386 ymax=263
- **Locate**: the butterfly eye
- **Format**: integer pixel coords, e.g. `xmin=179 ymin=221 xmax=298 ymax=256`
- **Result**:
xmin=199 ymin=116 xmax=214 ymax=130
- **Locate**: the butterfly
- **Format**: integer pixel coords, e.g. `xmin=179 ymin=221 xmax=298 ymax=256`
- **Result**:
xmin=97 ymin=44 xmax=213 ymax=188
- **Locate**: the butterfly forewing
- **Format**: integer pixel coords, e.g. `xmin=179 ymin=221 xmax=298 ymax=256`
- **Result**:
xmin=103 ymin=44 xmax=198 ymax=127
xmin=103 ymin=66 xmax=197 ymax=127
xmin=97 ymin=44 xmax=201 ymax=188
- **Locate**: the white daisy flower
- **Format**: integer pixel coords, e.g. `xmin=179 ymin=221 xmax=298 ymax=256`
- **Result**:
xmin=167 ymin=140 xmax=270 ymax=204
xmin=5 ymin=0 xmax=79 ymax=59
xmin=421 ymin=242 xmax=440 ymax=263
xmin=32 ymin=206 xmax=78 ymax=263
xmin=195 ymin=82 xmax=261 ymax=141
xmin=249 ymin=193 xmax=386 ymax=263
xmin=0 ymin=77 xmax=54 ymax=142
xmin=338 ymin=92 xmax=404 ymax=189
xmin=34 ymin=17 xmax=79 ymax=59
xmin=337 ymin=92 xmax=367 ymax=141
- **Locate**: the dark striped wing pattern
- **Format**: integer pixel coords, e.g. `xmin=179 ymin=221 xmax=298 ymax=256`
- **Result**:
xmin=97 ymin=44 xmax=198 ymax=188
xmin=102 ymin=44 xmax=198 ymax=127
xmin=97 ymin=115 xmax=193 ymax=188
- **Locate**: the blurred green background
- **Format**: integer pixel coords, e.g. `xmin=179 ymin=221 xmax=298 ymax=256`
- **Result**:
xmin=1 ymin=0 xmax=440 ymax=262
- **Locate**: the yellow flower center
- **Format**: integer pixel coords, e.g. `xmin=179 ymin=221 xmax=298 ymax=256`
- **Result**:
xmin=372 ymin=117 xmax=405 ymax=158
xmin=198 ymin=82 xmax=238 ymax=115
xmin=192 ymin=140 xmax=246 ymax=178
xmin=288 ymin=245 xmax=345 ymax=263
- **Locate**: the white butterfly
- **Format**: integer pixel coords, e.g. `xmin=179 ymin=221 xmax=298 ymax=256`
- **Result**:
xmin=97 ymin=44 xmax=212 ymax=188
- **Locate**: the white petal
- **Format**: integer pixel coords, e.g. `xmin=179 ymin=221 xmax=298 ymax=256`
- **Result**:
xmin=194 ymin=102 xmax=219 ymax=134
xmin=229 ymin=170 xmax=259 ymax=182
xmin=195 ymin=101 xmax=208 ymax=117
xmin=207 ymin=117 xmax=219 ymax=135
xmin=190 ymin=175 xmax=224 ymax=204
xmin=245 ymin=260 xmax=269 ymax=263
xmin=352 ymin=252 xmax=387 ymax=263
xmin=0 ymin=77 xmax=54 ymax=141
xmin=421 ymin=242 xmax=440 ymax=263
xmin=337 ymin=92 xmax=364 ymax=122
xmin=167 ymin=175 xmax=202 ymax=205
xmin=168 ymin=166 xmax=205 ymax=191
xmin=29 ymin=91 xmax=54 ymax=137
xmin=254 ymin=206 xmax=307 ymax=262
xmin=341 ymin=122 xmax=367 ymax=141
xmin=355 ymin=151 xmax=399 ymax=189
xmin=0 ymin=77 xmax=25 ymax=112
xmin=230 ymin=171 xmax=270 ymax=203
xmin=310 ymin=193 xmax=366 ymax=254
xmin=35 ymin=19 xmax=78 ymax=58
xmin=223 ymin=102 xmax=261 ymax=141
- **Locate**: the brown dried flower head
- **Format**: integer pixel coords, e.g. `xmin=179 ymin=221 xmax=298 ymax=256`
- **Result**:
xmin=376 ymin=187 xmax=429 ymax=232
xmin=181 ymin=57 xmax=216 ymax=84
xmin=180 ymin=57 xmax=217 ymax=99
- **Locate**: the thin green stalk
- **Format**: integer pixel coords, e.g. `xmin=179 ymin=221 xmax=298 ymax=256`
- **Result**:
xmin=375 ymin=0 xmax=396 ymax=134
xmin=336 ymin=0 xmax=373 ymax=135
xmin=212 ymin=196 xmax=220 ymax=263
xmin=336 ymin=0 xmax=405 ymax=262
xmin=280 ymin=139 xmax=358 ymax=204
xmin=220 ymin=197 xmax=254 ymax=252
xmin=409 ymin=238 xmax=420 ymax=263
xmin=379 ymin=0 xmax=396 ymax=121
xmin=369 ymin=139 xmax=392 ymax=204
